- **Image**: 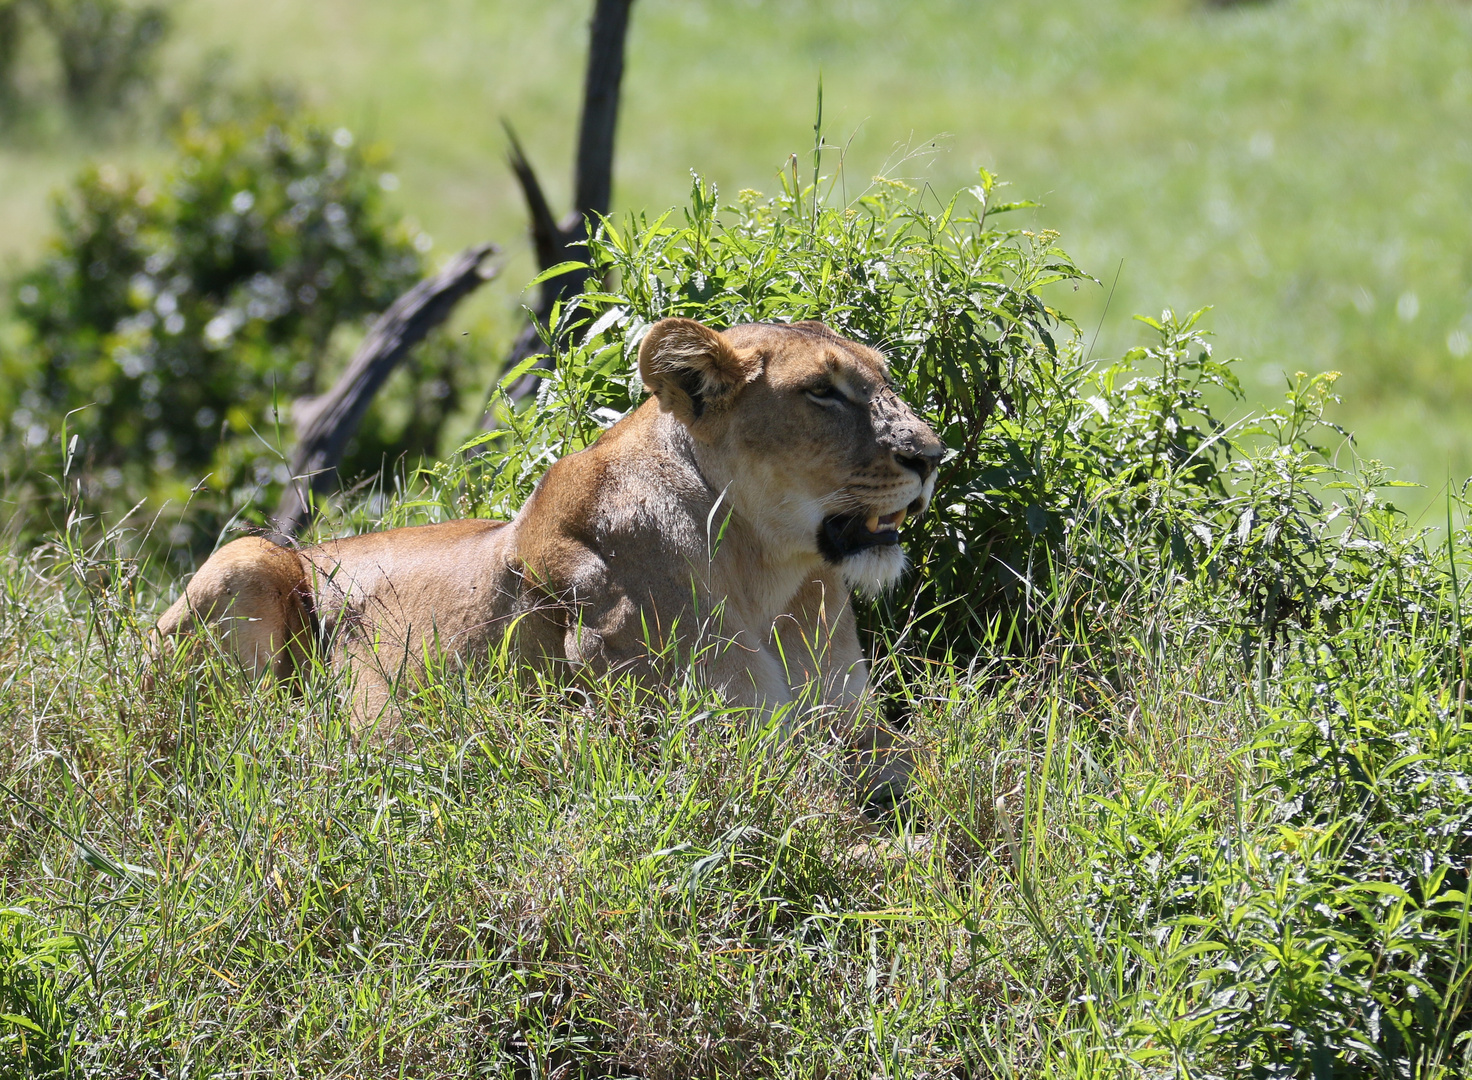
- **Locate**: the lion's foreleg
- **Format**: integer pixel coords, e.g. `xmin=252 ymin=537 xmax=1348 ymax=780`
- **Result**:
xmin=701 ymin=630 xmax=798 ymax=738
xmin=772 ymin=574 xmax=911 ymax=802
xmin=771 ymin=575 xmax=869 ymax=737
xmin=564 ymin=588 xmax=799 ymax=736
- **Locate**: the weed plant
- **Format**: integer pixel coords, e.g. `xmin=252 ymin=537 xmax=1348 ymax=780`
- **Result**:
xmin=3 ymin=175 xmax=1471 ymax=1077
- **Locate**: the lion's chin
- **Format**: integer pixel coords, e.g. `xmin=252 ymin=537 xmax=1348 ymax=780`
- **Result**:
xmin=838 ymin=545 xmax=908 ymax=600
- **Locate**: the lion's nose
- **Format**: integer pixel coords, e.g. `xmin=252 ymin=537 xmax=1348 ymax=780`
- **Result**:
xmin=895 ymin=446 xmax=942 ymax=481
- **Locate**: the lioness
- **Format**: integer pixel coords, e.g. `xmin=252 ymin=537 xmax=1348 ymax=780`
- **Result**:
xmin=155 ymin=318 xmax=943 ymax=756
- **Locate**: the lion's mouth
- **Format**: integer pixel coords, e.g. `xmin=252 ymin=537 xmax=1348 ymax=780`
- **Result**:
xmin=818 ymin=502 xmax=920 ymax=562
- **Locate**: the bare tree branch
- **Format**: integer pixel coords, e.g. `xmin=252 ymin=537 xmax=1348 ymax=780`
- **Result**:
xmin=275 ymin=242 xmax=498 ymax=535
xmin=485 ymin=0 xmax=635 ymax=419
xmin=503 ymin=120 xmax=564 ymax=272
xmin=497 ymin=125 xmax=587 ymax=404
xmin=575 ymin=0 xmax=634 ymax=220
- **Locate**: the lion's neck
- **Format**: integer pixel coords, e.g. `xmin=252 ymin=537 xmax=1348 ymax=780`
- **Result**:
xmin=717 ymin=532 xmax=823 ymax=627
xmin=664 ymin=416 xmax=826 ymax=626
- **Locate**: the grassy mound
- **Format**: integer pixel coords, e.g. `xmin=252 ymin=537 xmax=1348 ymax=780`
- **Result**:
xmin=3 ymin=177 xmax=1470 ymax=1078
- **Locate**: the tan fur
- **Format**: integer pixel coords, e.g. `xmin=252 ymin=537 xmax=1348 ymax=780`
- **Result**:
xmin=153 ymin=319 xmax=943 ymax=776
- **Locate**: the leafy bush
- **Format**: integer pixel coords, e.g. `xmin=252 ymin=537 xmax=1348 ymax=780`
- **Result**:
xmin=40 ymin=0 xmax=170 ymax=116
xmin=1071 ymin=575 xmax=1472 ymax=1075
xmin=0 ymin=0 xmax=170 ymax=123
xmin=441 ymin=172 xmax=1414 ymax=661
xmin=0 ymin=2 xmax=22 ymax=111
xmin=3 ymin=107 xmax=428 ymax=542
xmin=0 ymin=907 xmax=80 ymax=1075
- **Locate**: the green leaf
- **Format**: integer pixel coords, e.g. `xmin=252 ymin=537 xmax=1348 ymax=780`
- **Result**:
xmin=988 ymin=200 xmax=1041 ymax=215
xmin=498 ymin=352 xmax=551 ymax=389
xmin=525 ymin=260 xmax=588 ymax=289
xmin=75 ymin=842 xmax=125 ymax=878
xmin=0 ymin=1014 xmax=46 ymax=1035
xmin=1347 ymin=881 xmax=1413 ymax=901
xmin=454 ymin=429 xmax=508 ymax=454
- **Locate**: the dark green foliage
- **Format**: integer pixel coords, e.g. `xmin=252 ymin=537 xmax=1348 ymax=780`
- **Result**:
xmin=0 ymin=2 xmax=22 ymax=110
xmin=0 ymin=909 xmax=80 ymax=1076
xmin=461 ymin=173 xmax=1410 ymax=658
xmin=0 ymin=0 xmax=169 ymax=123
xmin=39 ymin=0 xmax=169 ymax=116
xmin=4 ymin=108 xmax=425 ymax=534
xmin=1076 ymin=597 xmax=1472 ymax=1076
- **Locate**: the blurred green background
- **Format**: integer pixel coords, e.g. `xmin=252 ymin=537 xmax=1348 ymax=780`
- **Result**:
xmin=4 ymin=0 xmax=1471 ymax=522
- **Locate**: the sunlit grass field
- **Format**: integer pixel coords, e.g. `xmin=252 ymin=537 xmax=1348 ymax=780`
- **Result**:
xmin=4 ymin=451 xmax=1470 ymax=1077
xmin=8 ymin=0 xmax=1472 ymax=514
xmin=3 ymin=0 xmax=1472 ymax=514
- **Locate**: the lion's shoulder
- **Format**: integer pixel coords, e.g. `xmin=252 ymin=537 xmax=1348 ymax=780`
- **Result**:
xmin=512 ymin=400 xmax=714 ymax=597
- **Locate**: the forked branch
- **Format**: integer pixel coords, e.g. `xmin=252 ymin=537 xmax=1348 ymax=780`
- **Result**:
xmin=490 ymin=0 xmax=635 ymax=413
xmin=275 ymin=242 xmax=499 ymax=535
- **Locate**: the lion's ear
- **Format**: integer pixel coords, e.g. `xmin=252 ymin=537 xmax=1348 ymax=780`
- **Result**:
xmin=638 ymin=318 xmax=751 ymax=425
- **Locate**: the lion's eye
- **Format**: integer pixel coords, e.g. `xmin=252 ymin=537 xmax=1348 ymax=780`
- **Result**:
xmin=805 ymin=385 xmax=843 ymax=406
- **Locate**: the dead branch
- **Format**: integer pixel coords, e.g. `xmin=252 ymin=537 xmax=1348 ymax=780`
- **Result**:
xmin=575 ymin=0 xmax=633 ymax=220
xmin=275 ymin=241 xmax=498 ymax=535
xmin=488 ymin=0 xmax=635 ymax=414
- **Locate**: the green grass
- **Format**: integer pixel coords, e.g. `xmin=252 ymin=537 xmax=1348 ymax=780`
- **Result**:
xmin=5 ymin=0 xmax=1472 ymax=514
xmin=3 ymin=486 xmax=1470 ymax=1077
xmin=2 ymin=174 xmax=1471 ymax=1070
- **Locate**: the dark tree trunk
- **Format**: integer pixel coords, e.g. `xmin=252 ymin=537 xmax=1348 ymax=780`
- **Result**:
xmin=574 ymin=0 xmax=633 ymax=219
xmin=274 ymin=242 xmax=498 ymax=535
xmin=488 ymin=0 xmax=635 ymax=415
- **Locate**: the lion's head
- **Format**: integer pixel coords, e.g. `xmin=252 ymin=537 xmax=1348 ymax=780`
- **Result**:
xmin=639 ymin=317 xmax=944 ymax=596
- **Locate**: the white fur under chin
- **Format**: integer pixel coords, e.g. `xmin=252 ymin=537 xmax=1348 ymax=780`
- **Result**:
xmin=839 ymin=545 xmax=908 ymax=599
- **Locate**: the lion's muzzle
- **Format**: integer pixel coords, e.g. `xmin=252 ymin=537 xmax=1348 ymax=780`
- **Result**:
xmin=817 ymin=397 xmax=943 ymax=575
xmin=819 ymin=512 xmax=904 ymax=562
